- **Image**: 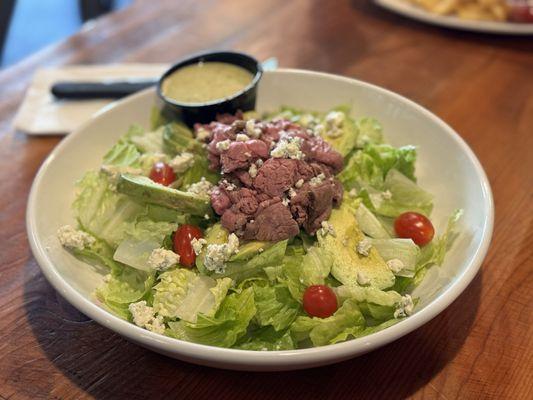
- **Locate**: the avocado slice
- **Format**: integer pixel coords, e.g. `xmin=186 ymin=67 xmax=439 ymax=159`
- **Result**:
xmin=117 ymin=174 xmax=211 ymax=216
xmin=229 ymin=241 xmax=273 ymax=262
xmin=317 ymin=202 xmax=395 ymax=290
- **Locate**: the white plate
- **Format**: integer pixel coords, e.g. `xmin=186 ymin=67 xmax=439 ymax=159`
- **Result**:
xmin=375 ymin=0 xmax=533 ymax=35
xmin=27 ymin=69 xmax=494 ymax=371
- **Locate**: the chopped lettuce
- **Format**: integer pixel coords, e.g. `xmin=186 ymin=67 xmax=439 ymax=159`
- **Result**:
xmin=166 ymin=287 xmax=256 ymax=348
xmin=338 ymin=143 xmax=418 ymax=191
xmin=74 ymin=171 xmax=143 ymax=247
xmin=334 ymin=285 xmax=402 ymax=321
xmin=392 ymin=209 xmax=462 ymax=293
xmin=355 ymin=117 xmax=383 ymax=148
xmin=370 ymin=238 xmax=420 ymax=277
xmin=153 ymin=269 xmax=232 ymax=323
xmin=355 ymin=203 xmax=391 ymax=239
xmin=291 ymin=299 xmax=365 ymax=347
xmin=162 ymin=122 xmax=203 ymax=155
xmin=235 ymin=326 xmax=295 ymax=351
xmin=97 ymin=266 xmax=154 ymax=305
xmin=253 ymin=284 xmax=301 ymax=331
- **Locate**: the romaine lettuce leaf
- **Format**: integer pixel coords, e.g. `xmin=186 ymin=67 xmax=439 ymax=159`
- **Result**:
xmin=334 ymin=285 xmax=402 ymax=321
xmin=355 ymin=117 xmax=383 ymax=148
xmin=359 ymin=169 xmax=433 ymax=218
xmin=166 ymin=287 xmax=256 ymax=347
xmin=253 ymin=284 xmax=301 ymax=331
xmin=370 ymin=238 xmax=420 ymax=277
xmin=234 ymin=326 xmax=295 ymax=351
xmin=102 ymin=142 xmax=141 ymax=167
xmin=97 ymin=266 xmax=154 ymax=305
xmin=355 ymin=203 xmax=391 ymax=239
xmin=153 ymin=269 xmax=231 ymax=323
xmin=392 ymin=209 xmax=462 ymax=293
xmin=290 ymin=299 xmax=365 ymax=347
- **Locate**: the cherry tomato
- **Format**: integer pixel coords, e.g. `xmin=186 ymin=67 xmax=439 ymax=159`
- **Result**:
xmin=173 ymin=224 xmax=203 ymax=268
xmin=149 ymin=162 xmax=175 ymax=186
xmin=508 ymin=1 xmax=533 ymax=23
xmin=303 ymin=285 xmax=338 ymax=318
xmin=394 ymin=211 xmax=435 ymax=246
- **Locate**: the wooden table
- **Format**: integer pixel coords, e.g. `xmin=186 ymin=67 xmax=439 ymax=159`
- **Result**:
xmin=1 ymin=0 xmax=532 ymax=398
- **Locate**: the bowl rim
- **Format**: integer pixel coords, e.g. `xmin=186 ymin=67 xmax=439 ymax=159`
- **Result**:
xmin=26 ymin=68 xmax=494 ymax=369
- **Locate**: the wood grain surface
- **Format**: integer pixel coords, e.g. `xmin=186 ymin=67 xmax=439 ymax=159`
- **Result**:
xmin=1 ymin=0 xmax=532 ymax=399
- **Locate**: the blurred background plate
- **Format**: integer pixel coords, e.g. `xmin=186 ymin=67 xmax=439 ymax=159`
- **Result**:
xmin=375 ymin=0 xmax=533 ymax=34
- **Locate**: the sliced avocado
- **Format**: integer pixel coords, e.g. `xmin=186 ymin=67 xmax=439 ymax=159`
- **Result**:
xmin=321 ymin=110 xmax=358 ymax=157
xmin=317 ymin=202 xmax=395 ymax=290
xmin=229 ymin=241 xmax=273 ymax=262
xmin=335 ymin=285 xmax=402 ymax=321
xmin=117 ymin=174 xmax=211 ymax=216
xmin=196 ymin=223 xmax=228 ymax=273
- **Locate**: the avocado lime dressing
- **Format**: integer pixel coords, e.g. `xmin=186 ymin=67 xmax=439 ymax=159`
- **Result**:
xmin=161 ymin=62 xmax=254 ymax=104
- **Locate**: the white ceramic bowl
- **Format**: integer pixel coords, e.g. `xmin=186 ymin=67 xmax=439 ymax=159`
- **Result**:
xmin=27 ymin=69 xmax=493 ymax=371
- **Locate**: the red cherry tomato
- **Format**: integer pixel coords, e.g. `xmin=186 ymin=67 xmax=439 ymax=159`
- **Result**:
xmin=394 ymin=212 xmax=435 ymax=246
xmin=173 ymin=224 xmax=203 ymax=268
xmin=303 ymin=285 xmax=338 ymax=318
xmin=149 ymin=162 xmax=175 ymax=186
xmin=508 ymin=1 xmax=533 ymax=23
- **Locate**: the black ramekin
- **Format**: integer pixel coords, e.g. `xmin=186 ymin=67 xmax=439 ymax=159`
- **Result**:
xmin=157 ymin=51 xmax=263 ymax=127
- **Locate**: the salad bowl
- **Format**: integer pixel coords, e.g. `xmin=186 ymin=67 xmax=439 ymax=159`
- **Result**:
xmin=27 ymin=69 xmax=493 ymax=371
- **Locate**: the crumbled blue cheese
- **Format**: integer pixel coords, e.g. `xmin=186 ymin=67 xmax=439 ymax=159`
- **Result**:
xmin=187 ymin=177 xmax=213 ymax=197
xmin=248 ymin=163 xmax=258 ymax=178
xmin=288 ymin=188 xmax=297 ymax=198
xmin=148 ymin=248 xmax=180 ymax=271
xmin=295 ymin=179 xmax=304 ymax=189
xmin=191 ymin=237 xmax=207 ymax=256
xmin=281 ymin=196 xmax=290 ymax=207
xmin=394 ymin=294 xmax=414 ymax=318
xmin=386 ymin=258 xmax=404 ymax=273
xmin=236 ymin=133 xmax=249 ymax=142
xmin=196 ymin=127 xmax=211 ymax=141
xmin=323 ymin=111 xmax=345 ymax=138
xmin=169 ymin=152 xmax=194 ymax=173
xmin=128 ymin=301 xmax=165 ymax=334
xmin=356 ymin=238 xmax=372 ymax=256
xmin=348 ymin=188 xmax=358 ymax=197
xmin=255 ymin=159 xmax=264 ymax=167
xmin=319 ymin=220 xmax=336 ymax=237
xmin=357 ymin=271 xmax=371 ymax=286
xmin=245 ymin=119 xmax=262 ymax=138
xmin=216 ymin=139 xmax=231 ymax=151
xmin=100 ymin=164 xmax=143 ymax=186
xmin=221 ymin=179 xmax=237 ymax=191
xmin=381 ymin=190 xmax=392 ymax=200
xmin=310 ymin=173 xmax=326 ymax=187
xmin=312 ymin=124 xmax=324 ymax=137
xmin=270 ymin=136 xmax=304 ymax=160
xmin=57 ymin=225 xmax=96 ymax=250
xmin=204 ymin=214 xmax=210 ymax=220
xmin=204 ymin=233 xmax=240 ymax=274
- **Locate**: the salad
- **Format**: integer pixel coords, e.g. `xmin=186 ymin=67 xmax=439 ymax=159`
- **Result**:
xmin=57 ymin=105 xmax=461 ymax=350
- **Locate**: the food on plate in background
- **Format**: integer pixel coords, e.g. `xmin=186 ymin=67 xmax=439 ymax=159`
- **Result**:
xmin=404 ymin=0 xmax=533 ymax=22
